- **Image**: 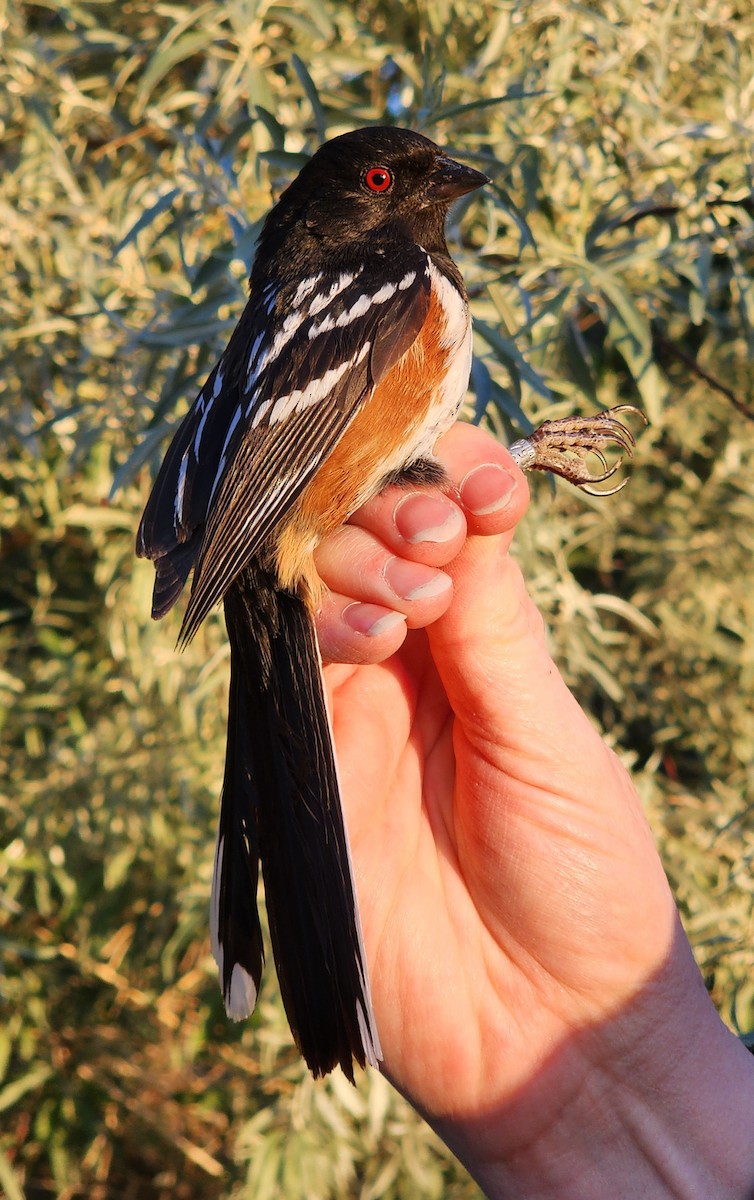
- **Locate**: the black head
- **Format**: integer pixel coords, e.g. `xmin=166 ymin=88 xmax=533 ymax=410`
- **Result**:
xmin=252 ymin=126 xmax=488 ymax=282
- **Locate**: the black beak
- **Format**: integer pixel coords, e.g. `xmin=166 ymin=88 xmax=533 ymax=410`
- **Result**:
xmin=427 ymin=153 xmax=490 ymax=202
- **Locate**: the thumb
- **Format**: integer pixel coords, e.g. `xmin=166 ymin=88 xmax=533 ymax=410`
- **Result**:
xmin=428 ymin=524 xmax=611 ymax=796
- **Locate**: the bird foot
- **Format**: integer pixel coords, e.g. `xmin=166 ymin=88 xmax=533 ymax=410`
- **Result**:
xmin=508 ymin=405 xmax=646 ymax=496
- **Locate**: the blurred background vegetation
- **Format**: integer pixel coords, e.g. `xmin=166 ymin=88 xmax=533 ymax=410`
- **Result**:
xmin=2 ymin=0 xmax=754 ymax=1195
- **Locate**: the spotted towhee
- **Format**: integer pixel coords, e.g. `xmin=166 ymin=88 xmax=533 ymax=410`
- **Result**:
xmin=137 ymin=126 xmax=638 ymax=1080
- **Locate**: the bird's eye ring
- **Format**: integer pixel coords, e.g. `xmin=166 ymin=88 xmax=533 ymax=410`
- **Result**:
xmin=363 ymin=166 xmax=393 ymax=193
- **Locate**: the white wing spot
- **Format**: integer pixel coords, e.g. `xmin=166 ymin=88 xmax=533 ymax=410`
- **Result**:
xmin=282 ymin=310 xmax=302 ymax=333
xmin=308 ymin=313 xmax=336 ymax=339
xmin=293 ymin=275 xmax=321 ymax=306
xmin=193 ymin=393 xmax=214 ymax=456
xmin=249 ymin=394 xmax=272 ymax=426
xmin=308 ymin=278 xmax=403 ymax=338
xmin=174 ymin=448 xmax=190 ymax=528
xmin=370 ymin=280 xmax=398 ymax=304
xmin=207 ymin=404 xmax=243 ymax=507
xmin=336 ymin=293 xmax=373 ymax=325
xmin=260 ymin=307 xmax=310 ymax=367
xmin=269 ymin=342 xmax=371 ymax=424
xmin=308 ymin=270 xmax=358 ymax=316
xmin=246 ymin=331 xmax=266 ymax=380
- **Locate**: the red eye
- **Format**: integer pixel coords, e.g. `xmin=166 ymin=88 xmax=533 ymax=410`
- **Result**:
xmin=363 ymin=166 xmax=393 ymax=193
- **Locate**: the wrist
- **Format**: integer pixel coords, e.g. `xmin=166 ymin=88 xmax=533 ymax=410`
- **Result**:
xmin=431 ymin=921 xmax=754 ymax=1199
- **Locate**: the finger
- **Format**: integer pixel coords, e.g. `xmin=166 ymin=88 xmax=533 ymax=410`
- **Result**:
xmin=316 ymin=587 xmax=408 ymax=666
xmin=348 ymin=488 xmax=468 ymax=568
xmin=315 ymin=524 xmax=453 ymax=627
xmin=347 ymin=423 xmax=529 ymax=563
xmin=433 ymin=422 xmax=530 ymax=538
xmin=430 ymin=529 xmax=608 ymax=784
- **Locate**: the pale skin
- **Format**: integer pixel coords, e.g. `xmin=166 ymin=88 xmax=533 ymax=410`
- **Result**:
xmin=312 ymin=423 xmax=754 ymax=1200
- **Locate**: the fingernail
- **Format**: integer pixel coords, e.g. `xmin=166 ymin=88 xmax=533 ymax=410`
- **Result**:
xmin=384 ymin=558 xmax=452 ymax=602
xmin=459 ymin=464 xmax=516 ymax=516
xmin=343 ymin=603 xmax=407 ymax=638
xmin=393 ymin=494 xmax=464 ymax=544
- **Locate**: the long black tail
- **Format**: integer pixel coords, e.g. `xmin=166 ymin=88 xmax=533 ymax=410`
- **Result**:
xmin=213 ymin=559 xmax=381 ymax=1080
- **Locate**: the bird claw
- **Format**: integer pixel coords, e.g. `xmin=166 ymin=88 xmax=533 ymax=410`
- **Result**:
xmin=508 ymin=405 xmax=647 ymax=496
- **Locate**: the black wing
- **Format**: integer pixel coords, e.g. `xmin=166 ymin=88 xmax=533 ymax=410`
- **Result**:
xmin=137 ymin=251 xmax=431 ymax=636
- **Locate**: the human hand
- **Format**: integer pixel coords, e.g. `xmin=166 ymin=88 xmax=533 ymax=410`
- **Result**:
xmin=314 ymin=423 xmax=754 ymax=1198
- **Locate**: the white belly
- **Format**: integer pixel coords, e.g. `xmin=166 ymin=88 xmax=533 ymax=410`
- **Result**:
xmin=385 ymin=259 xmax=472 ymax=476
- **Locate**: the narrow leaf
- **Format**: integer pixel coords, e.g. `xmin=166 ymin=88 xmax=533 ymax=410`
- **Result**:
xmin=291 ymin=54 xmax=327 ymax=142
xmin=115 ymin=188 xmax=180 ymax=255
xmin=474 ymin=320 xmax=554 ymax=400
